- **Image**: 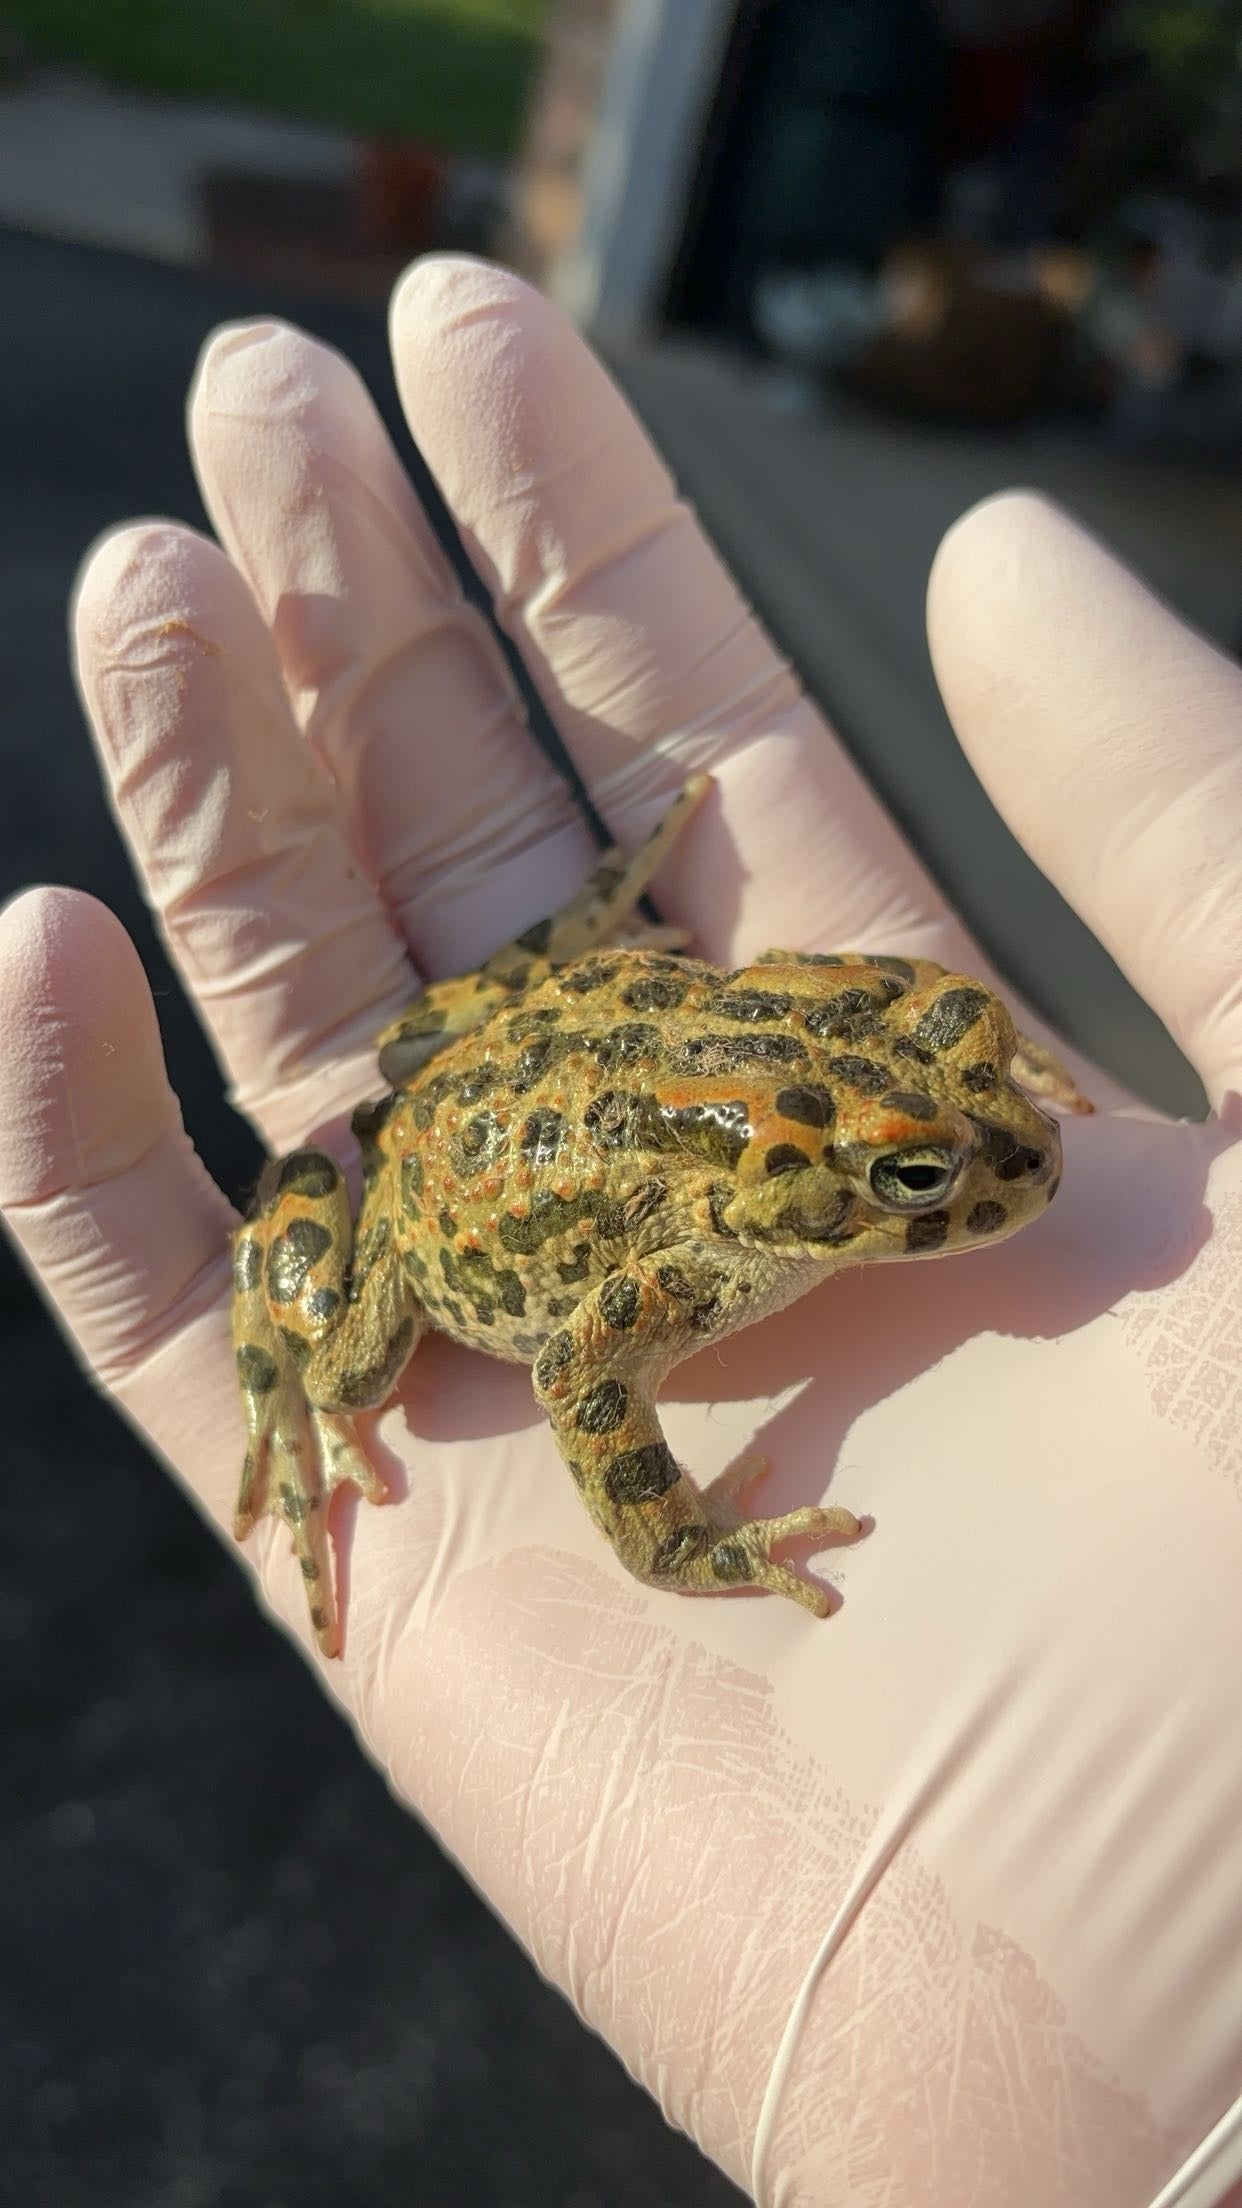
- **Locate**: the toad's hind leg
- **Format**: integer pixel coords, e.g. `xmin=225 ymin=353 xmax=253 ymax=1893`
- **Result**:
xmin=375 ymin=776 xmax=712 ymax=1084
xmin=532 ymin=1257 xmax=862 ymax=1614
xmin=232 ymin=1147 xmax=422 ymax=1656
xmin=513 ymin=772 xmax=712 ymax=965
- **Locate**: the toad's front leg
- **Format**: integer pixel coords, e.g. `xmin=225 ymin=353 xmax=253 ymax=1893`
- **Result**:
xmin=231 ymin=1147 xmax=422 ymax=1656
xmin=532 ymin=1257 xmax=862 ymax=1613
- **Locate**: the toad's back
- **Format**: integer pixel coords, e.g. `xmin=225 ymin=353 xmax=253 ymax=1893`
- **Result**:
xmin=362 ymin=940 xmax=1065 ymax=1363
xmin=364 ymin=949 xmax=738 ymax=1360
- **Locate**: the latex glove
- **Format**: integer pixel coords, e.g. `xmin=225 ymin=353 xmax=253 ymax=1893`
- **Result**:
xmin=3 ymin=257 xmax=1240 ymax=2208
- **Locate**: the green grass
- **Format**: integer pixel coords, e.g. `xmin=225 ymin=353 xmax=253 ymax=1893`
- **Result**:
xmin=4 ymin=0 xmax=551 ymax=158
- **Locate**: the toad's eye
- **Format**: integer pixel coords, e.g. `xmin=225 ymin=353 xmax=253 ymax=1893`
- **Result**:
xmin=868 ymin=1148 xmax=961 ymax=1210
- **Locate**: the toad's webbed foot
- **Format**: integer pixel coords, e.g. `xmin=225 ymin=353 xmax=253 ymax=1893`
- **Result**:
xmin=231 ymin=1147 xmax=419 ymax=1655
xmin=532 ymin=1259 xmax=863 ymax=1614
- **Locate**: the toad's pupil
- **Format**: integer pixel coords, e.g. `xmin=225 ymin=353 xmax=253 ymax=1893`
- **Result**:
xmin=899 ymin=1164 xmax=945 ymax=1191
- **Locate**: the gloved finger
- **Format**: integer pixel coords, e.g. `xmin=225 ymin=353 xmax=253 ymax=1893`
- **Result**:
xmin=0 ymin=886 xmax=234 ymax=1399
xmin=928 ymin=492 xmax=1242 ymax=1113
xmin=189 ymin=317 xmax=598 ymax=976
xmin=73 ymin=522 xmax=415 ymax=1152
xmin=390 ymin=256 xmax=974 ymax=973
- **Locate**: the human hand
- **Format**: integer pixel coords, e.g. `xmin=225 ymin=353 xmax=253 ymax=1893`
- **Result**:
xmin=3 ymin=258 xmax=1240 ymax=2207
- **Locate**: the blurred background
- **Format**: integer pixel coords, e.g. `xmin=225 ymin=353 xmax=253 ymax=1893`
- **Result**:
xmin=2 ymin=3 xmax=1240 ymax=2203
